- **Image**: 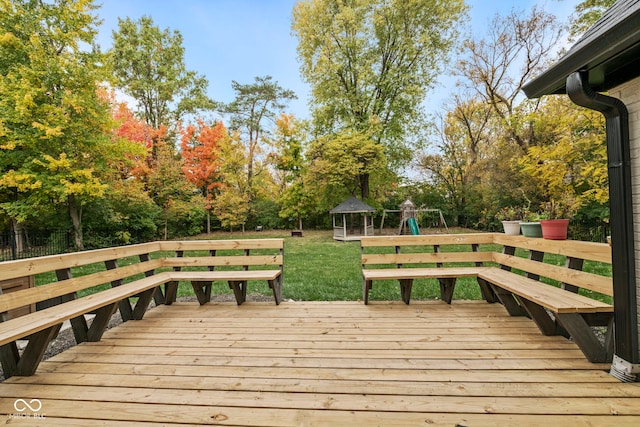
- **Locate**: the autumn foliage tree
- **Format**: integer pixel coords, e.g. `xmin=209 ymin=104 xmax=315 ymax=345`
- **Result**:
xmin=180 ymin=120 xmax=225 ymax=233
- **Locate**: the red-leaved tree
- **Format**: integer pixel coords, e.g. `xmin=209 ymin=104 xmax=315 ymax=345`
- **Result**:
xmin=180 ymin=120 xmax=225 ymax=233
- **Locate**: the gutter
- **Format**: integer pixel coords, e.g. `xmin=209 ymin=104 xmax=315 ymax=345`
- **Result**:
xmin=566 ymin=71 xmax=639 ymax=382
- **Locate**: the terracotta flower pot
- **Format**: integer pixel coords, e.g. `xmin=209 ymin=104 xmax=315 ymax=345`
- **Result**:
xmin=540 ymin=219 xmax=569 ymax=240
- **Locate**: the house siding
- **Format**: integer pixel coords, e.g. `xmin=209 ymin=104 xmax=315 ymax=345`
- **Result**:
xmin=611 ymin=77 xmax=640 ymax=361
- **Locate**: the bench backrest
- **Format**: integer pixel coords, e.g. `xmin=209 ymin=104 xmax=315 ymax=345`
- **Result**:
xmin=493 ymin=234 xmax=612 ymax=297
xmin=361 ymin=233 xmax=613 ymax=298
xmin=361 ymin=234 xmax=495 ymax=269
xmin=0 ymin=239 xmax=284 ymax=318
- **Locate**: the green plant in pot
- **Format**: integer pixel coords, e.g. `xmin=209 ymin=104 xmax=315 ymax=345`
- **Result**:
xmin=540 ymin=197 xmax=577 ymax=240
xmin=495 ymin=206 xmax=522 ymax=235
xmin=520 ymin=211 xmax=542 ymax=238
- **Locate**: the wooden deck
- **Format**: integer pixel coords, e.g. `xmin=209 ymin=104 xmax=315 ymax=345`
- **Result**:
xmin=1 ymin=300 xmax=640 ymax=426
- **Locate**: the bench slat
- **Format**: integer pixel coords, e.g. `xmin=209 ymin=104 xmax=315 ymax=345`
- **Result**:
xmin=478 ymin=269 xmax=613 ymax=314
xmin=493 ymin=252 xmax=613 ymax=296
xmin=360 ymin=233 xmax=496 ymax=247
xmin=159 ymin=239 xmax=284 ymax=251
xmin=362 ymin=252 xmax=493 ymax=266
xmin=162 ymin=255 xmax=283 ymax=268
xmin=363 ymin=267 xmax=487 ymax=281
xmin=0 ymin=242 xmax=161 ymax=280
xmin=169 ymin=270 xmax=281 ymax=282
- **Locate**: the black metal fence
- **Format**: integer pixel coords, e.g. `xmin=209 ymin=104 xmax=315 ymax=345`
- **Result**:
xmin=0 ymin=229 xmax=72 ymax=261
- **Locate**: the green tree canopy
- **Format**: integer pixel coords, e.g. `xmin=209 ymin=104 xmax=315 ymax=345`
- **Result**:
xmin=292 ymin=0 xmax=467 ymax=184
xmin=0 ymin=0 xmax=113 ymax=248
xmin=110 ymin=16 xmax=214 ymax=140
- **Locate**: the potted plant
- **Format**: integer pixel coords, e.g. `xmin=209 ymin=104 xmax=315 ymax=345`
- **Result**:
xmin=495 ymin=206 xmax=522 ymax=235
xmin=539 ymin=197 xmax=577 ymax=240
xmin=520 ymin=211 xmax=543 ymax=238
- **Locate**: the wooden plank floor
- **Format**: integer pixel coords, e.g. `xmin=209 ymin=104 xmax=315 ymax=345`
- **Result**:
xmin=2 ymin=300 xmax=640 ymax=426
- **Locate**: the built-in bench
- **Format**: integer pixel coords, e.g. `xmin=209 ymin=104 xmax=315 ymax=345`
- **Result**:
xmin=0 ymin=238 xmax=284 ymax=377
xmin=361 ymin=233 xmax=613 ymax=362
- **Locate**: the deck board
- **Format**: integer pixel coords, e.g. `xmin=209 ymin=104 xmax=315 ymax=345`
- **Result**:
xmin=1 ymin=300 xmax=639 ymax=426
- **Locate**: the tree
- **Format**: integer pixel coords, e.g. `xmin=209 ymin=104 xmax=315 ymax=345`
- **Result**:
xmin=211 ymin=132 xmax=250 ymax=232
xmin=306 ymin=128 xmax=387 ymax=209
xmin=148 ymin=139 xmax=204 ymax=239
xmin=224 ymin=76 xmax=296 ymax=202
xmin=517 ymin=96 xmax=607 ymax=216
xmin=270 ymin=114 xmax=315 ymax=230
xmin=180 ymin=120 xmax=225 ymax=233
xmin=110 ymin=16 xmax=214 ymax=155
xmin=270 ymin=114 xmax=306 ymax=192
xmin=0 ymin=0 xmax=112 ymax=249
xmin=569 ymin=0 xmax=616 ymax=40
xmin=455 ymin=6 xmax=562 ymax=148
xmin=292 ymin=0 xmax=467 ymax=197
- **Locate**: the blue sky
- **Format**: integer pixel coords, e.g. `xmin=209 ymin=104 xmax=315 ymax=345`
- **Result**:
xmin=94 ymin=0 xmax=581 ymax=121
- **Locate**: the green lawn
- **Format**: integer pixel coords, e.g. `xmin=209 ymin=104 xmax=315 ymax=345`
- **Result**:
xmin=34 ymin=229 xmax=611 ymax=303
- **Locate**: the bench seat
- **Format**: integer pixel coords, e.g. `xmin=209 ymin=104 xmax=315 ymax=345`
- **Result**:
xmin=478 ymin=267 xmax=613 ymax=363
xmin=168 ymin=270 xmax=282 ymax=305
xmin=478 ymin=268 xmax=613 ymax=314
xmin=363 ymin=267 xmax=488 ymax=304
xmin=0 ymin=272 xmax=174 ymax=377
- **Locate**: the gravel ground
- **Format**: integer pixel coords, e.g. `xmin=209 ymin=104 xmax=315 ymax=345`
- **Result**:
xmin=0 ymin=294 xmax=273 ymax=382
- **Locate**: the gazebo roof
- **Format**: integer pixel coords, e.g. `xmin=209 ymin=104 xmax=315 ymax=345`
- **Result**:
xmin=330 ymin=196 xmax=376 ymax=214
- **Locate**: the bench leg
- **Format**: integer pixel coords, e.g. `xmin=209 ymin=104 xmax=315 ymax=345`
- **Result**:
xmin=476 ymin=278 xmax=497 ymax=303
xmin=132 ymin=288 xmax=156 ymax=320
xmin=269 ymin=278 xmax=282 ymax=305
xmin=0 ymin=341 xmax=20 ymax=379
xmin=164 ymin=281 xmax=179 ymax=305
xmin=517 ymin=298 xmax=559 ymax=336
xmin=363 ymin=279 xmax=372 ymax=305
xmin=117 ymin=298 xmax=134 ymax=322
xmin=556 ymin=313 xmax=613 ymax=363
xmin=399 ymin=279 xmax=413 ymax=304
xmin=2 ymin=324 xmax=63 ymax=378
xmin=192 ymin=281 xmax=213 ymax=305
xmin=490 ymin=285 xmax=529 ymax=317
xmin=87 ymin=303 xmax=119 ymax=342
xmin=229 ymin=281 xmax=247 ymax=305
xmin=438 ymin=278 xmax=456 ymax=304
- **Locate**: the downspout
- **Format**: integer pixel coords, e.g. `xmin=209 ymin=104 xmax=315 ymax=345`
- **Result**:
xmin=566 ymin=71 xmax=639 ymax=382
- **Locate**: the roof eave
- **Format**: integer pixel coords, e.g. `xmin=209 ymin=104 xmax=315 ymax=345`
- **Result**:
xmin=523 ymin=9 xmax=640 ymax=99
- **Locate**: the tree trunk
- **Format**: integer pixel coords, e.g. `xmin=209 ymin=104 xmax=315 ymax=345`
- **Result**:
xmin=298 ymin=216 xmax=303 ymax=230
xmin=11 ymin=218 xmax=24 ymax=255
xmin=359 ymin=173 xmax=370 ymax=200
xmin=68 ymin=194 xmax=84 ymax=250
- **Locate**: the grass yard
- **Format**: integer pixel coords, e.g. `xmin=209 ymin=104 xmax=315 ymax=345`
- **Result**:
xmin=33 ymin=229 xmax=611 ymax=303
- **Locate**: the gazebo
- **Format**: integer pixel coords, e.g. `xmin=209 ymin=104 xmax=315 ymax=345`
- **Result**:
xmin=329 ymin=196 xmax=376 ymax=241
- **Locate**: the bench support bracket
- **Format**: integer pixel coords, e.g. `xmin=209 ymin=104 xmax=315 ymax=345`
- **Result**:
xmin=229 ymin=280 xmax=247 ymax=305
xmin=192 ymin=281 xmax=213 ymax=305
xmin=556 ymin=312 xmax=614 ymax=363
xmin=438 ymin=278 xmax=456 ymax=304
xmin=1 ymin=324 xmax=62 ymax=378
xmin=399 ymin=279 xmax=413 ymax=304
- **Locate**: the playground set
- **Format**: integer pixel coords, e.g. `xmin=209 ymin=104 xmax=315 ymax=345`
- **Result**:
xmin=379 ymin=199 xmax=448 ymax=235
